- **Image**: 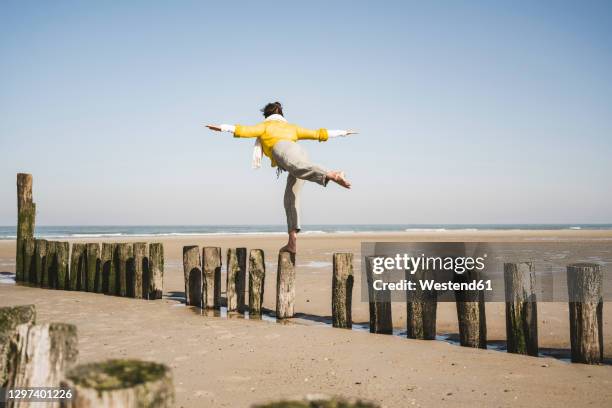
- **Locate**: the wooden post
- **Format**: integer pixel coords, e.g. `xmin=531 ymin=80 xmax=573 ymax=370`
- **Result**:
xmin=69 ymin=243 xmax=86 ymax=291
xmin=101 ymin=243 xmax=115 ymax=294
xmin=406 ymin=266 xmax=437 ymax=340
xmin=182 ymin=246 xmax=202 ymax=307
xmin=454 ymin=267 xmax=487 ymax=348
xmin=567 ymin=263 xmax=603 ymax=364
xmin=42 ymin=241 xmax=57 ymax=288
xmin=0 ymin=305 xmax=36 ymax=386
xmin=56 ymin=242 xmax=70 ymax=290
xmin=332 ymin=253 xmax=354 ymax=329
xmin=276 ymin=251 xmax=296 ymax=319
xmin=132 ymin=243 xmax=148 ymax=299
xmin=85 ymin=243 xmax=100 ymax=292
xmin=22 ymin=238 xmax=35 ymax=284
xmin=60 ymin=360 xmax=174 ymax=407
xmin=226 ymin=248 xmax=247 ymax=312
xmin=148 ymin=243 xmax=164 ymax=299
xmin=365 ymin=256 xmax=393 ymax=334
xmin=248 ymin=249 xmax=266 ymax=315
xmin=114 ymin=243 xmax=132 ymax=297
xmin=5 ymin=323 xmax=78 ymax=406
xmin=16 ymin=173 xmax=36 ymax=283
xmin=504 ymin=262 xmax=538 ymax=356
xmin=202 ymin=247 xmax=222 ymax=309
xmin=33 ymin=239 xmax=48 ymax=287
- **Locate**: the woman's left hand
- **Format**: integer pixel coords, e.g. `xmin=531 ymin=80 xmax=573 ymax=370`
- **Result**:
xmin=346 ymin=129 xmax=359 ymax=135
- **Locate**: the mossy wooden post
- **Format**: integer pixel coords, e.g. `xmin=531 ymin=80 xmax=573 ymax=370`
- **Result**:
xmin=69 ymin=243 xmax=86 ymax=291
xmin=332 ymin=253 xmax=354 ymax=329
xmin=202 ymin=247 xmax=222 ymax=309
xmin=56 ymin=242 xmax=70 ymax=290
xmin=132 ymin=243 xmax=148 ymax=299
xmin=42 ymin=241 xmax=58 ymax=288
xmin=101 ymin=243 xmax=115 ymax=294
xmin=148 ymin=243 xmax=164 ymax=299
xmin=567 ymin=263 xmax=603 ymax=364
xmin=60 ymin=360 xmax=174 ymax=407
xmin=33 ymin=239 xmax=48 ymax=287
xmin=248 ymin=249 xmax=265 ymax=315
xmin=5 ymin=323 xmax=78 ymax=405
xmin=226 ymin=248 xmax=247 ymax=312
xmin=114 ymin=243 xmax=132 ymax=297
xmin=22 ymin=238 xmax=35 ymax=284
xmin=85 ymin=243 xmax=100 ymax=292
xmin=406 ymin=266 xmax=438 ymax=340
xmin=16 ymin=173 xmax=36 ymax=283
xmin=182 ymin=246 xmax=202 ymax=307
xmin=0 ymin=305 xmax=36 ymax=386
xmin=504 ymin=262 xmax=538 ymax=356
xmin=454 ymin=267 xmax=487 ymax=348
xmin=276 ymin=251 xmax=296 ymax=319
xmin=365 ymin=256 xmax=392 ymax=334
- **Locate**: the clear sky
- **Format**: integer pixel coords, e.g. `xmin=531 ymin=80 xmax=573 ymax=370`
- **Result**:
xmin=1 ymin=0 xmax=611 ymax=226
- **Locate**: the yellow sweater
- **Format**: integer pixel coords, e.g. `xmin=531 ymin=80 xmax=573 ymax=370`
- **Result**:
xmin=234 ymin=119 xmax=328 ymax=167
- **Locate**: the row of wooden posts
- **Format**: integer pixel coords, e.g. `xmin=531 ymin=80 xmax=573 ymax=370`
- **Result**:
xmin=331 ymin=255 xmax=605 ymax=365
xmin=15 ymin=240 xmax=165 ymax=300
xmin=0 ymin=304 xmax=174 ymax=407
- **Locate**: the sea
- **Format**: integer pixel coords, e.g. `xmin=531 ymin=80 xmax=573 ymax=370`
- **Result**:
xmin=1 ymin=224 xmax=611 ymax=240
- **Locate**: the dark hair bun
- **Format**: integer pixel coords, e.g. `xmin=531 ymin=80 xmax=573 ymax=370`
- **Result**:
xmin=261 ymin=101 xmax=284 ymax=118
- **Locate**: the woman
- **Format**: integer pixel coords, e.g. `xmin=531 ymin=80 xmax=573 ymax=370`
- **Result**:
xmin=207 ymin=102 xmax=357 ymax=253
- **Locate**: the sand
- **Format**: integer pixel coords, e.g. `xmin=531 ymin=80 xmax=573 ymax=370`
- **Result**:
xmin=1 ymin=230 xmax=611 ymax=407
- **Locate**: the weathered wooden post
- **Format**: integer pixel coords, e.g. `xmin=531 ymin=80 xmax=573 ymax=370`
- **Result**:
xmin=85 ymin=243 xmax=100 ymax=292
xmin=567 ymin=263 xmax=603 ymax=364
xmin=454 ymin=267 xmax=487 ymax=348
xmin=148 ymin=243 xmax=164 ymax=299
xmin=406 ymin=266 xmax=438 ymax=340
xmin=226 ymin=248 xmax=247 ymax=312
xmin=0 ymin=305 xmax=36 ymax=386
xmin=16 ymin=173 xmax=36 ymax=283
xmin=332 ymin=253 xmax=354 ymax=329
xmin=248 ymin=249 xmax=266 ymax=315
xmin=202 ymin=247 xmax=222 ymax=309
xmin=182 ymin=246 xmax=202 ymax=306
xmin=131 ymin=243 xmax=148 ymax=299
xmin=504 ymin=262 xmax=538 ymax=356
xmin=33 ymin=239 xmax=48 ymax=287
xmin=101 ymin=243 xmax=115 ymax=294
xmin=276 ymin=251 xmax=296 ymax=319
xmin=114 ymin=243 xmax=132 ymax=297
xmin=60 ymin=360 xmax=174 ymax=407
xmin=22 ymin=238 xmax=35 ymax=284
xmin=365 ymin=256 xmax=393 ymax=334
xmin=5 ymin=323 xmax=78 ymax=407
xmin=69 ymin=243 xmax=86 ymax=291
xmin=56 ymin=242 xmax=70 ymax=290
xmin=42 ymin=241 xmax=57 ymax=288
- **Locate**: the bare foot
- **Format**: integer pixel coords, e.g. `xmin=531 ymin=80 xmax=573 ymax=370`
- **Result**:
xmin=327 ymin=171 xmax=351 ymax=189
xmin=280 ymin=244 xmax=296 ymax=254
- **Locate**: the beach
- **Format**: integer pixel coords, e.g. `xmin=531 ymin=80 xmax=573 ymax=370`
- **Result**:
xmin=1 ymin=229 xmax=611 ymax=407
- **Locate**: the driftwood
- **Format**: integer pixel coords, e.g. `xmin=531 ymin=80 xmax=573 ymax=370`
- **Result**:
xmin=60 ymin=359 xmax=174 ymax=407
xmin=0 ymin=305 xmax=36 ymax=386
xmin=332 ymin=253 xmax=353 ymax=329
xmin=248 ymin=249 xmax=266 ymax=315
xmin=202 ymin=247 xmax=222 ymax=309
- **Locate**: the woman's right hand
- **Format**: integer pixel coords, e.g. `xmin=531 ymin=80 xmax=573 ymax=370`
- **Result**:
xmin=206 ymin=124 xmax=222 ymax=132
xmin=346 ymin=129 xmax=359 ymax=135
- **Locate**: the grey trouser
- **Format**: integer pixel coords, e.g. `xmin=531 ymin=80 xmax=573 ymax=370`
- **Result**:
xmin=271 ymin=141 xmax=328 ymax=232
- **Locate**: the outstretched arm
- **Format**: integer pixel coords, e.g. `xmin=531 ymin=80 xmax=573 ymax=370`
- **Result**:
xmin=328 ymin=129 xmax=359 ymax=138
xmin=296 ymin=127 xmax=358 ymax=142
xmin=206 ymin=123 xmax=265 ymax=138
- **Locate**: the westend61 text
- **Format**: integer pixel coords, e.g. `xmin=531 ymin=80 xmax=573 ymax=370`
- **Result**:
xmin=372 ymin=279 xmax=493 ymax=292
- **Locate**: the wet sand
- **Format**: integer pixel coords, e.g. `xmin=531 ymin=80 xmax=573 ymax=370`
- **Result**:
xmin=1 ymin=230 xmax=611 ymax=407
